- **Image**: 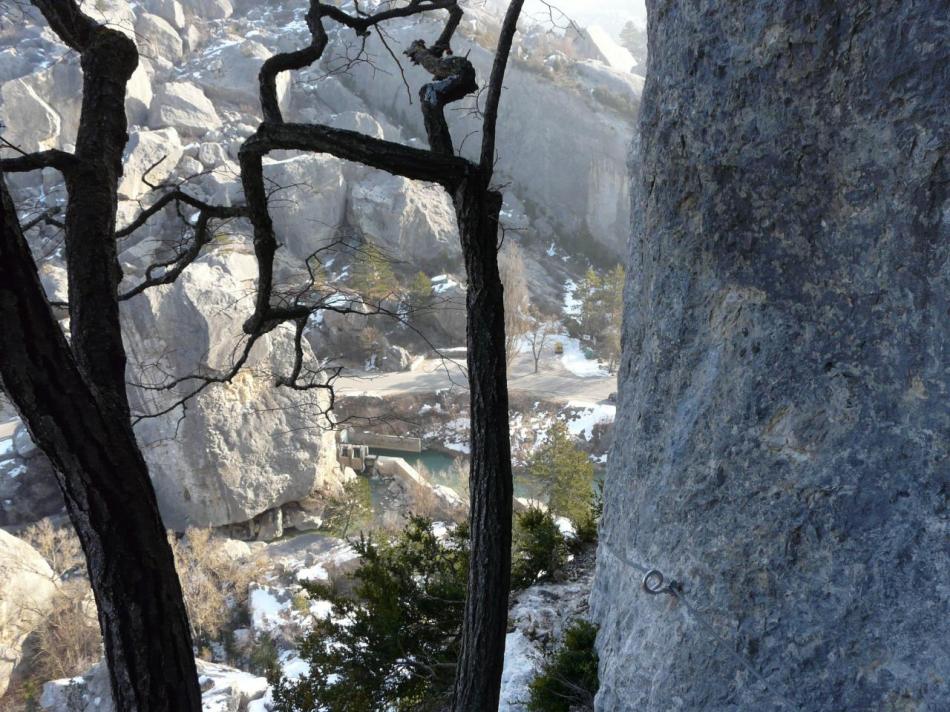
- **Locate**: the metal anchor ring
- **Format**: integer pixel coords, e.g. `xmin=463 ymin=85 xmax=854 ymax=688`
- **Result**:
xmin=643 ymin=569 xmax=667 ymax=595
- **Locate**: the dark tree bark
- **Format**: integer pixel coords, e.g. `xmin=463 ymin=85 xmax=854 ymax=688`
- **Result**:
xmin=449 ymin=176 xmax=513 ymax=712
xmin=448 ymin=5 xmax=523 ymax=705
xmin=0 ymin=2 xmax=201 ymax=710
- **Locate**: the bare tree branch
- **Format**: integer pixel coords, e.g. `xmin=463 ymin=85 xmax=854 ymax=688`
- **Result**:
xmin=480 ymin=0 xmax=525 ymax=177
xmin=0 ymin=147 xmax=78 ymax=173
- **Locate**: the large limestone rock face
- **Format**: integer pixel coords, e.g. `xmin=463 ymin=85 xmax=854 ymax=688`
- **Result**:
xmin=0 ymin=79 xmax=60 ymax=152
xmin=118 ymin=127 xmax=183 ymax=199
xmin=193 ymin=39 xmax=290 ymax=113
xmin=149 ymin=81 xmax=222 ymax=136
xmin=0 ymin=530 xmax=58 ymax=696
xmin=123 ymin=250 xmax=341 ymax=530
xmin=346 ymin=173 xmax=459 ymax=271
xmin=261 ymin=154 xmax=459 ymax=271
xmin=591 ymin=3 xmax=949 ymax=711
xmin=135 ymin=13 xmax=184 ymax=64
xmin=315 ymin=15 xmax=637 ymax=259
xmin=263 ymin=154 xmax=348 ymax=262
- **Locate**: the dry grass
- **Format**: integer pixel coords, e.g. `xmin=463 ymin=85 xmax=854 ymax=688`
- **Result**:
xmin=169 ymin=527 xmax=269 ymax=645
xmin=22 ymin=518 xmax=85 ymax=578
xmin=2 ymin=521 xmax=271 ymax=710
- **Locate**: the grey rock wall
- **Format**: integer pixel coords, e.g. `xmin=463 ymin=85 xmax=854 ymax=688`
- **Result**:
xmin=592 ymin=2 xmax=949 ymax=710
xmin=310 ymin=11 xmax=638 ymax=261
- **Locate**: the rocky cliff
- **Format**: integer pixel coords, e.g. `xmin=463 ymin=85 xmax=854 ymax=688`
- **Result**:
xmin=0 ymin=0 xmax=639 ymax=533
xmin=592 ymin=1 xmax=948 ymax=710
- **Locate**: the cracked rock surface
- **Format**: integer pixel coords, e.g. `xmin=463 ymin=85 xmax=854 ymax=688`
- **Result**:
xmin=592 ymin=2 xmax=949 ymax=710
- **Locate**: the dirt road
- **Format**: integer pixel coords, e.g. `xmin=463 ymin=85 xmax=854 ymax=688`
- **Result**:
xmin=335 ymin=348 xmax=616 ymax=406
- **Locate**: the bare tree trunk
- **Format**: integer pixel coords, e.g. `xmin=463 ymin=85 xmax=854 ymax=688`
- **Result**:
xmin=0 ymin=4 xmax=201 ymax=709
xmin=450 ymin=177 xmax=513 ymax=711
xmin=0 ymin=173 xmax=201 ymax=712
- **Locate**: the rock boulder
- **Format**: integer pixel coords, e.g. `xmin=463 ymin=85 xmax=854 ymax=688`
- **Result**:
xmin=149 ymin=81 xmax=222 ymax=136
xmin=0 ymin=530 xmax=58 ymax=697
xmin=123 ymin=250 xmax=342 ymax=530
xmin=135 ymin=13 xmax=184 ymax=64
xmin=0 ymin=79 xmax=60 ymax=152
xmin=118 ymin=127 xmax=183 ymax=199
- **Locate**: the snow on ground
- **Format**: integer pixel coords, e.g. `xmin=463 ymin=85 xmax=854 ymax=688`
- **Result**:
xmin=555 ymin=516 xmax=577 ymax=538
xmin=199 ymin=661 xmax=270 ymax=712
xmin=435 ymin=416 xmax=471 ymax=454
xmin=0 ymin=437 xmax=12 ymax=458
xmin=565 ymin=401 xmax=616 ymax=440
xmin=279 ymin=651 xmax=310 ymax=681
xmin=559 ymin=336 xmax=610 ymax=378
xmin=499 ymin=629 xmax=542 ymax=711
xmin=431 ymin=274 xmax=461 ymax=294
xmin=249 ymin=586 xmax=289 ymax=632
xmin=562 ymin=279 xmax=581 ymax=317
xmin=296 ymin=562 xmax=330 ymax=582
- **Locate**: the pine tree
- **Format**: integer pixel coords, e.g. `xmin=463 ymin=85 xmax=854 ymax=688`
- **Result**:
xmin=349 ymin=244 xmax=398 ymax=302
xmin=408 ymin=270 xmax=433 ymax=310
xmin=321 ymin=477 xmax=373 ymax=539
xmin=271 ymin=517 xmax=469 ymax=712
xmin=601 ymin=264 xmax=626 ymax=372
xmin=529 ymin=421 xmax=595 ymax=525
xmin=511 ymin=507 xmax=568 ymax=588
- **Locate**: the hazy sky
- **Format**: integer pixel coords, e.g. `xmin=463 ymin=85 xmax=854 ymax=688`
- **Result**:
xmin=522 ymin=0 xmax=648 ymax=35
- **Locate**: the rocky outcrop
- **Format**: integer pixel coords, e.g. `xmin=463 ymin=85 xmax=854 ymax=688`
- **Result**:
xmin=0 ymin=79 xmax=60 ymax=153
xmin=149 ymin=81 xmax=222 ymax=136
xmin=40 ymin=659 xmax=266 ymax=712
xmin=592 ymin=2 xmax=949 ymax=711
xmin=0 ymin=530 xmax=58 ymax=696
xmin=309 ymin=12 xmax=638 ymax=260
xmin=118 ymin=127 xmax=183 ymax=199
xmin=123 ymin=250 xmax=342 ymax=530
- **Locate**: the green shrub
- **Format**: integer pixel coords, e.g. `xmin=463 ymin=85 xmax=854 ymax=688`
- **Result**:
xmin=528 ymin=620 xmax=600 ymax=712
xmin=271 ymin=516 xmax=469 ymax=712
xmin=512 ymin=507 xmax=568 ymax=588
xmin=248 ymin=632 xmax=280 ymax=680
xmin=348 ymin=244 xmax=398 ymax=302
xmin=321 ymin=476 xmax=373 ymax=539
xmin=574 ymin=480 xmax=604 ymax=545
